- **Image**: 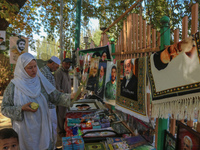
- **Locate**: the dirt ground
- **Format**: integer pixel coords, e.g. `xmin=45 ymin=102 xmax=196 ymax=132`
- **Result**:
xmin=0 ymin=96 xmax=12 ymax=130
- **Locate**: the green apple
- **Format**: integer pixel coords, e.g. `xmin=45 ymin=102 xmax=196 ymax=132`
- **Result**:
xmin=30 ymin=102 xmax=39 ymax=110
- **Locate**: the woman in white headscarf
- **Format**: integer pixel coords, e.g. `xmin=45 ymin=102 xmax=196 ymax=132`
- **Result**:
xmin=1 ymin=53 xmax=77 ymax=150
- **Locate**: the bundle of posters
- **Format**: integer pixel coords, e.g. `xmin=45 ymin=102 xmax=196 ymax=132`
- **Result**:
xmin=147 ymin=33 xmax=200 ymax=120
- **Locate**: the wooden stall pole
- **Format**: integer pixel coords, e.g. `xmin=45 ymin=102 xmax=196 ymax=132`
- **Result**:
xmin=191 ymin=2 xmax=199 ymax=133
xmin=169 ymin=29 xmax=179 ymax=136
xmin=157 ymin=16 xmax=170 ymax=150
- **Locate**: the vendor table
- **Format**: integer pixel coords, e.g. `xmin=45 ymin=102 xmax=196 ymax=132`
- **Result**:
xmin=65 ymin=112 xmax=92 ymax=137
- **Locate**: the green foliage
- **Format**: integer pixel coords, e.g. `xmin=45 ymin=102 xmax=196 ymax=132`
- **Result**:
xmin=36 ymin=37 xmax=60 ymax=60
xmin=0 ymin=54 xmax=14 ymax=95
xmin=1 ymin=0 xmax=199 ymax=50
xmin=143 ymin=0 xmax=199 ymax=40
xmin=92 ymin=29 xmax=102 ymax=46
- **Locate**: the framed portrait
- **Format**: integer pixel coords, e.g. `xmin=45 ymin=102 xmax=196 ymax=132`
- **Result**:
xmin=115 ymin=58 xmax=149 ymax=122
xmin=119 ymin=58 xmax=138 ymax=101
xmin=163 ymin=130 xmax=176 ymax=150
xmin=104 ymin=62 xmax=117 ymax=102
xmin=86 ymin=58 xmax=99 ymax=91
xmin=176 ymin=121 xmax=200 ymax=150
xmin=69 ymin=102 xmax=98 ymax=111
xmin=95 ymin=61 xmax=107 ymax=99
xmin=68 ymin=99 xmax=106 ymax=112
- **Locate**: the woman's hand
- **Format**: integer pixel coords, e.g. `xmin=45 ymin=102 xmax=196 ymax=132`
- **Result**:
xmin=70 ymin=92 xmax=81 ymax=100
xmin=21 ymin=102 xmax=38 ymax=112
xmin=70 ymin=93 xmax=76 ymax=100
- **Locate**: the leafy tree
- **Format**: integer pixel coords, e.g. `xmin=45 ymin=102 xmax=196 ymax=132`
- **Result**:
xmin=143 ymin=0 xmax=199 ymax=41
xmin=1 ymin=0 xmax=199 ymax=52
xmin=0 ymin=54 xmax=14 ymax=95
xmin=91 ymin=28 xmax=102 ymax=46
xmin=36 ymin=37 xmax=60 ymax=60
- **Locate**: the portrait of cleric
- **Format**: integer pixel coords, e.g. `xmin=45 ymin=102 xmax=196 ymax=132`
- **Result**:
xmin=120 ymin=59 xmax=138 ymax=101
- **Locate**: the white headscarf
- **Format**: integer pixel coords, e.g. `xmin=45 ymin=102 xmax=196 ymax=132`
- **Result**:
xmin=11 ymin=53 xmax=55 ymax=150
xmin=11 ymin=53 xmax=55 ymax=97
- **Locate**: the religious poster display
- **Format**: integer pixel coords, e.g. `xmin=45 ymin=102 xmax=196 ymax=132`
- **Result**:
xmin=116 ymin=58 xmax=149 ymax=122
xmin=103 ymin=61 xmax=117 ymax=102
xmin=176 ymin=121 xmax=200 ymax=150
xmin=95 ymin=61 xmax=107 ymax=99
xmin=147 ymin=33 xmax=200 ymax=119
xmin=86 ymin=58 xmax=99 ymax=91
xmin=163 ymin=130 xmax=176 ymax=150
xmin=10 ymin=36 xmax=28 ymax=64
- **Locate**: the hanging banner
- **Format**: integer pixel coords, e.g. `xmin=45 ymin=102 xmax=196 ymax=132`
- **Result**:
xmin=10 ymin=36 xmax=28 ymax=64
xmin=147 ymin=33 xmax=200 ymax=120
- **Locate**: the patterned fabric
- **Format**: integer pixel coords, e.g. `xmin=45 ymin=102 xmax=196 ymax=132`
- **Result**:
xmin=147 ymin=34 xmax=200 ymax=120
xmin=116 ymin=58 xmax=148 ymax=122
xmin=40 ymin=65 xmax=56 ymax=109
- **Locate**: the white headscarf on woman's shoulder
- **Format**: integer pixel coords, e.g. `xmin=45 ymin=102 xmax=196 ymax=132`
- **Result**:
xmin=11 ymin=53 xmax=55 ymax=98
xmin=11 ymin=53 xmax=55 ymax=150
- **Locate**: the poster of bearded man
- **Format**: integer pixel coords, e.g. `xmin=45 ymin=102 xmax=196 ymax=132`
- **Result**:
xmin=10 ymin=36 xmax=28 ymax=64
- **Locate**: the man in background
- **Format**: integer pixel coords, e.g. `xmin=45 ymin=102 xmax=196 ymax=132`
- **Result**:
xmin=105 ymin=65 xmax=117 ymax=100
xmin=54 ymin=58 xmax=72 ymax=138
xmin=121 ymin=59 xmax=138 ymax=100
xmin=40 ymin=56 xmax=61 ymax=149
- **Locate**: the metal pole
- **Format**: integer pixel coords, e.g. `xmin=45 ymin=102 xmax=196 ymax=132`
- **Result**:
xmin=110 ymin=38 xmax=115 ymax=59
xmin=59 ymin=0 xmax=64 ymax=61
xmin=73 ymin=0 xmax=81 ymax=93
xmin=157 ymin=15 xmax=170 ymax=150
